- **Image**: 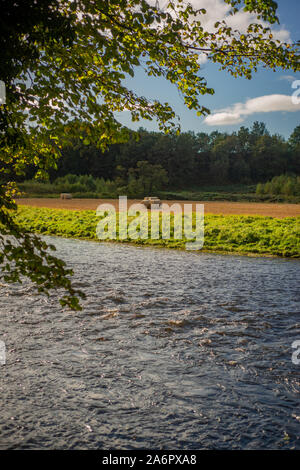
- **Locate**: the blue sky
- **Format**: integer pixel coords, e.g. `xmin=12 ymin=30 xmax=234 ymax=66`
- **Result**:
xmin=117 ymin=0 xmax=300 ymax=139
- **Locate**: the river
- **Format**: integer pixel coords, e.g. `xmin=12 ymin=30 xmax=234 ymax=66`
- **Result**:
xmin=0 ymin=237 xmax=299 ymax=449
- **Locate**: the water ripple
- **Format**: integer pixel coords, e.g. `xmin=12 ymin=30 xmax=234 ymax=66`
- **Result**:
xmin=0 ymin=237 xmax=299 ymax=449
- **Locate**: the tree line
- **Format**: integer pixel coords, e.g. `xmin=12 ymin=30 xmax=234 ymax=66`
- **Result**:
xmin=37 ymin=121 xmax=300 ymax=191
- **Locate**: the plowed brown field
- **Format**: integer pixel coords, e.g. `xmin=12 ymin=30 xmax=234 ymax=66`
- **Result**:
xmin=18 ymin=198 xmax=300 ymax=218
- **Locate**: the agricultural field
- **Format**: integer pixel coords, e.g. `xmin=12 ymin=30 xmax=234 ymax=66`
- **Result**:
xmin=17 ymin=197 xmax=300 ymax=218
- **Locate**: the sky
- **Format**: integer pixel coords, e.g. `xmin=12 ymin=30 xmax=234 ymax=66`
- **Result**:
xmin=116 ymin=0 xmax=300 ymax=139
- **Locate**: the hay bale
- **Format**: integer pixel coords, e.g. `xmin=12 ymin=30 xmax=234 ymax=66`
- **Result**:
xmin=60 ymin=193 xmax=72 ymax=199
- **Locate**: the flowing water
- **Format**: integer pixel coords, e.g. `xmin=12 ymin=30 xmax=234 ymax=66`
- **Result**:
xmin=0 ymin=237 xmax=299 ymax=449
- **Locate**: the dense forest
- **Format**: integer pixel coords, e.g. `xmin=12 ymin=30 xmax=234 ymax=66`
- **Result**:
xmin=50 ymin=121 xmax=300 ymax=186
xmin=19 ymin=121 xmax=300 ymax=199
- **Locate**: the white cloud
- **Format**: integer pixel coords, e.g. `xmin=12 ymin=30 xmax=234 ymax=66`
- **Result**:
xmin=279 ymin=75 xmax=297 ymax=83
xmin=155 ymin=1 xmax=292 ymax=64
xmin=205 ymin=112 xmax=244 ymax=126
xmin=204 ymin=94 xmax=300 ymax=126
xmin=188 ymin=0 xmax=291 ymax=40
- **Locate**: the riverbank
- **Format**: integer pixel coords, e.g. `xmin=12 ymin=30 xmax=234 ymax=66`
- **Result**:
xmin=14 ymin=206 xmax=300 ymax=258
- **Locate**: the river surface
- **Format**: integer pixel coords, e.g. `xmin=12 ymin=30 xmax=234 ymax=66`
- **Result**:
xmin=0 ymin=237 xmax=299 ymax=449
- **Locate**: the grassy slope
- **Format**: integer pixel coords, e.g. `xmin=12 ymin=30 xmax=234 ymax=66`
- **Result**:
xmin=14 ymin=206 xmax=300 ymax=258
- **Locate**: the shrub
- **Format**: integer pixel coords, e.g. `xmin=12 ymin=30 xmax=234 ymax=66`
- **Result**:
xmin=256 ymin=175 xmax=300 ymax=197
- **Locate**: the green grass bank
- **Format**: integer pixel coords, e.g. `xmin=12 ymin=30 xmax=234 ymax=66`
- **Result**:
xmin=14 ymin=206 xmax=300 ymax=258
